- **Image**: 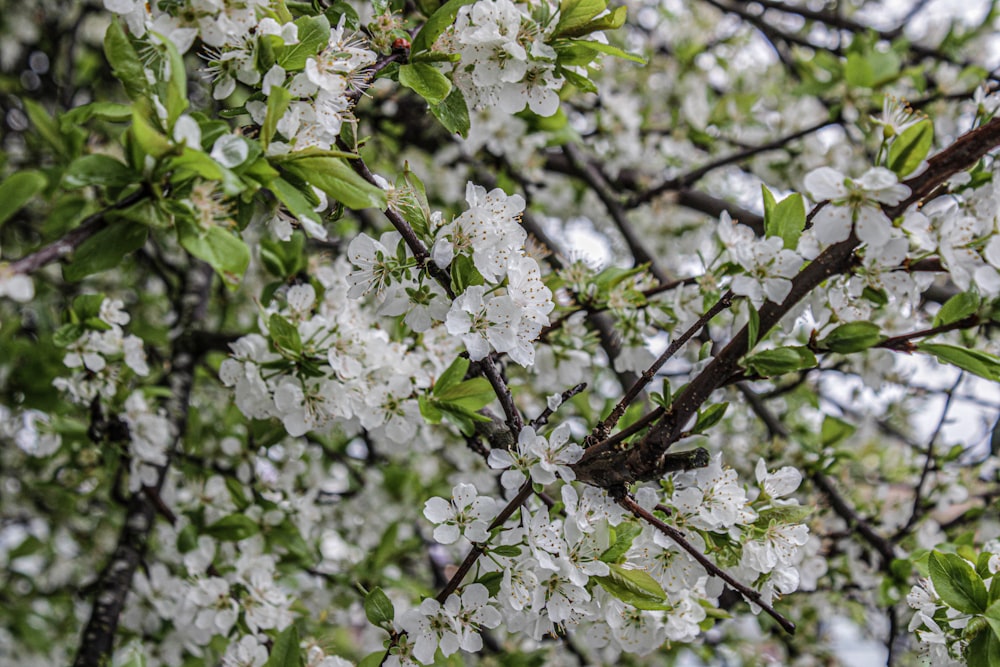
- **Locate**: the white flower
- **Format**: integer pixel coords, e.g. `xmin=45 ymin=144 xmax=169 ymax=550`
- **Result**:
xmin=423 ymin=483 xmax=498 ymax=544
xmin=445 ymin=286 xmax=519 ymax=361
xmin=347 ymin=232 xmax=402 ymax=298
xmin=755 ymin=459 xmax=802 ymax=499
xmin=804 ymin=166 xmax=910 ymax=246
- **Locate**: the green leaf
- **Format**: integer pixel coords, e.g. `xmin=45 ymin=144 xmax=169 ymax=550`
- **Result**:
xmin=430 ymin=86 xmax=471 ymax=138
xmin=435 ymin=357 xmax=470 ymax=394
xmin=743 ymin=346 xmax=817 ymax=377
xmin=560 ymin=4 xmax=627 ymax=37
xmin=491 ymin=545 xmax=522 ymax=557
xmin=929 ymin=550 xmax=988 ymax=614
xmin=820 ymin=415 xmax=856 ymax=446
xmin=269 ymin=313 xmax=302 ymax=356
xmin=747 ymin=304 xmax=760 ymax=350
xmin=918 ymin=343 xmax=1000 ymax=382
xmin=449 ymin=254 xmax=484 ymax=292
xmin=419 ymin=394 xmax=443 ymax=424
xmin=888 ymin=120 xmax=933 ymax=178
xmin=398 ymin=62 xmax=452 ymax=106
xmin=262 ymin=85 xmax=292 ymax=149
xmin=985 ymin=599 xmax=1000 ymax=643
xmin=269 ymin=177 xmax=323 ymax=230
xmin=819 ymin=321 xmax=885 ymax=353
xmin=131 ymin=111 xmax=173 ymax=160
xmin=593 ymin=563 xmax=670 ymax=611
xmin=358 ymin=652 xmax=385 ymax=667
xmin=435 ymin=377 xmax=493 ymax=403
xmin=411 ymin=0 xmax=477 ymax=55
xmin=556 ymin=0 xmax=609 ymax=37
xmin=61 ymin=102 xmax=133 ymax=127
xmin=691 ymin=402 xmax=729 ymax=435
xmin=23 ymin=99 xmax=66 ymax=158
xmin=63 ymin=222 xmax=148 ymax=282
xmin=845 ymin=50 xmax=900 ymax=88
xmin=560 ymin=39 xmax=646 ymax=64
xmin=934 ymin=291 xmax=980 ymax=328
xmin=176 ymin=217 xmax=251 ymax=287
xmin=600 ymin=521 xmax=642 ymax=563
xmin=763 ymin=188 xmax=806 ymax=250
xmin=757 ymin=504 xmax=813 ymax=525
xmin=281 ymin=157 xmax=387 ymax=210
xmin=104 ymin=20 xmax=148 ymax=101
xmin=278 ymin=15 xmax=331 ymax=70
xmin=205 ymin=513 xmax=260 ymax=541
xmin=264 ymin=624 xmax=301 ymax=667
xmin=155 ymin=32 xmax=188 ymax=127
xmin=968 ymin=621 xmax=1000 ymax=667
xmin=364 ymin=587 xmax=395 ymax=629
xmin=63 ymin=155 xmax=137 ymax=189
xmin=0 ymin=171 xmax=48 ymax=228
xmin=477 ymin=571 xmax=504 ymax=596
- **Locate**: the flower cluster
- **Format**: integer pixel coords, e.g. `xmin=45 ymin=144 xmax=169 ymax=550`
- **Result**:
xmin=443 ymin=0 xmax=566 ymax=117
xmin=53 ymin=297 xmax=150 ymax=405
xmin=401 ymin=453 xmax=811 ymax=663
xmin=349 ymin=181 xmax=554 ymax=366
xmin=221 ymin=267 xmax=440 ymax=442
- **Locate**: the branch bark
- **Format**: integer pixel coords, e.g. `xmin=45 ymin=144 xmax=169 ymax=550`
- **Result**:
xmin=73 ymin=260 xmax=213 ymax=667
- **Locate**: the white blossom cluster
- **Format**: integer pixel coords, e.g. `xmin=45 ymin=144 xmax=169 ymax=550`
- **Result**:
xmin=441 ymin=0 xmax=569 ymax=117
xmin=348 ymin=181 xmax=554 ymax=366
xmin=123 ymin=534 xmax=296 ymax=665
xmin=404 ymin=454 xmax=811 ymax=663
xmin=244 ymin=18 xmax=377 ymax=154
xmin=52 ymin=297 xmax=150 ymax=405
xmin=221 ymin=261 xmax=446 ymax=442
xmin=101 ymin=0 xmax=377 ymax=155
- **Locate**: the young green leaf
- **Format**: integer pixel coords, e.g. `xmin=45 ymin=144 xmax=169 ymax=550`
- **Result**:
xmin=268 ymin=313 xmax=303 ymax=356
xmin=743 ymin=346 xmax=817 ymax=377
xmin=918 ymin=343 xmax=1000 ymax=382
xmin=278 ymin=15 xmax=331 ymax=70
xmin=593 ymin=563 xmax=670 ymax=611
xmin=398 ymin=62 xmax=453 ymax=106
xmin=928 ymin=550 xmax=988 ymax=614
xmin=818 ymin=321 xmax=885 ymax=353
xmin=0 ymin=171 xmax=48 ymax=228
xmin=691 ymin=402 xmax=729 ymax=435
xmin=888 ymin=120 xmax=933 ymax=178
xmin=204 ymin=513 xmax=260 ymax=541
xmin=430 ymin=86 xmax=471 ymax=138
xmin=364 ymin=587 xmax=395 ymax=629
xmin=280 ymin=157 xmax=388 ymax=211
xmin=763 ymin=192 xmax=806 ymax=250
xmin=434 ymin=357 xmax=471 ymax=395
xmin=933 ymin=291 xmax=980 ymax=328
xmin=176 ymin=217 xmax=251 ymax=287
xmin=264 ymin=625 xmax=301 ymax=667
xmin=63 ymin=222 xmax=148 ymax=282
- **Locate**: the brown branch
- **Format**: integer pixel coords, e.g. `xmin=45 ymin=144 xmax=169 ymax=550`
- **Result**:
xmin=628 ymin=117 xmax=840 ymax=208
xmin=73 ymin=260 xmax=213 ymax=667
xmin=573 ymin=115 xmax=1000 ymax=488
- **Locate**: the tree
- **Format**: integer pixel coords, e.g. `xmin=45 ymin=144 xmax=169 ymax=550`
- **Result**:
xmin=3 ymin=0 xmax=1000 ymax=665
